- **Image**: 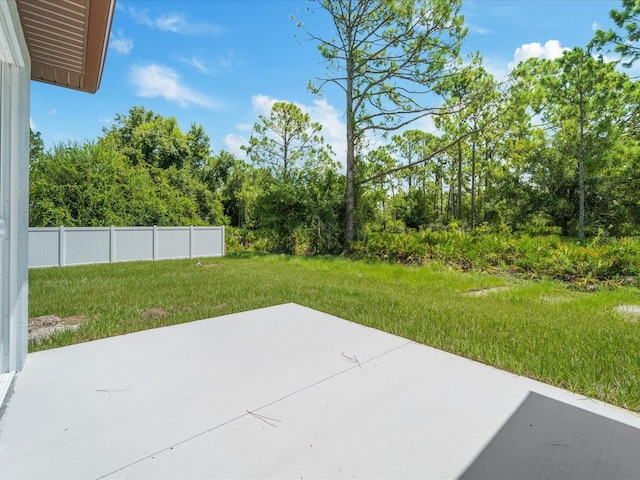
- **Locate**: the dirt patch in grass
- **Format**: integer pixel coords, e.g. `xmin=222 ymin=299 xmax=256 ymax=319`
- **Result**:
xmin=29 ymin=314 xmax=89 ymax=341
xmin=141 ymin=307 xmax=169 ymax=320
xmin=465 ymin=286 xmax=510 ymax=297
xmin=62 ymin=314 xmax=89 ymax=325
xmin=202 ymin=263 xmax=222 ymax=268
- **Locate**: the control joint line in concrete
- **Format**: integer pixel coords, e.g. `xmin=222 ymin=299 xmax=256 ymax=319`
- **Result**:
xmin=250 ymin=340 xmax=413 ymax=417
xmin=96 ymin=339 xmax=413 ymax=479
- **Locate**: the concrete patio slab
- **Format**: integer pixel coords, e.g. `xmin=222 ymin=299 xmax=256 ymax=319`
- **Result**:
xmin=1 ymin=303 xmax=639 ymax=479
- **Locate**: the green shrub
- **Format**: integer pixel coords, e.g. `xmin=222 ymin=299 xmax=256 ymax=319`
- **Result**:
xmin=351 ymin=229 xmax=640 ymax=288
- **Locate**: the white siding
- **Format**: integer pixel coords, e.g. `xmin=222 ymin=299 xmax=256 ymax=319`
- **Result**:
xmin=0 ymin=0 xmax=29 ymax=382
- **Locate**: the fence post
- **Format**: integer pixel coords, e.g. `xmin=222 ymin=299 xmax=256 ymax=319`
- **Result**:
xmin=110 ymin=226 xmax=116 ymax=263
xmin=189 ymin=226 xmax=194 ymax=259
xmin=153 ymin=225 xmax=158 ymax=261
xmin=221 ymin=226 xmax=226 ymax=256
xmin=58 ymin=226 xmax=65 ymax=267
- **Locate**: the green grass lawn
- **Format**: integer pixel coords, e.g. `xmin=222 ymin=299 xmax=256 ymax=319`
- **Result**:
xmin=29 ymin=252 xmax=640 ymax=412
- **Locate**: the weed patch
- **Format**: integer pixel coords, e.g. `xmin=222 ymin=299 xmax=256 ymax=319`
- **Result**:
xmin=351 ymin=231 xmax=640 ymax=289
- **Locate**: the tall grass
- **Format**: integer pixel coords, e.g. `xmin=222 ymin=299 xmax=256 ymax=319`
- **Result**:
xmin=29 ymin=253 xmax=640 ymax=412
xmin=352 ymin=230 xmax=640 ymax=288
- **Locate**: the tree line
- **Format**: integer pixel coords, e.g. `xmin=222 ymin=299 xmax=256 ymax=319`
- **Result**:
xmin=29 ymin=103 xmax=347 ymax=253
xmin=29 ymin=0 xmax=640 ymax=253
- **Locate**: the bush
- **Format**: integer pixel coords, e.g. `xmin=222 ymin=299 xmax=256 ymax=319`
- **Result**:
xmin=350 ymin=229 xmax=640 ymax=288
xmin=225 ymin=227 xmax=272 ymax=252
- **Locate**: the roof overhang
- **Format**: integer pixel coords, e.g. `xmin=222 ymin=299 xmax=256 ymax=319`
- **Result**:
xmin=16 ymin=0 xmax=116 ymax=94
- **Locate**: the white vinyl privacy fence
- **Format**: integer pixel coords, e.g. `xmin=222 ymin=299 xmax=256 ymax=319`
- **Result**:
xmin=29 ymin=226 xmax=225 ymax=268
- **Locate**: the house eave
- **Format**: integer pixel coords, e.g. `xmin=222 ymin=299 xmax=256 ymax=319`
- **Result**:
xmin=16 ymin=0 xmax=115 ymax=94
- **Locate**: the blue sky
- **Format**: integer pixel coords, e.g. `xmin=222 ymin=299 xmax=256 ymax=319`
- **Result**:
xmin=30 ymin=0 xmax=622 ymax=164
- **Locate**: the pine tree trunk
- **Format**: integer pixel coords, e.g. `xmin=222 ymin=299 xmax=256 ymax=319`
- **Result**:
xmin=578 ymin=93 xmax=585 ymax=242
xmin=457 ymin=140 xmax=463 ymax=220
xmin=471 ymin=140 xmax=476 ymax=229
xmin=344 ymin=56 xmax=356 ymax=248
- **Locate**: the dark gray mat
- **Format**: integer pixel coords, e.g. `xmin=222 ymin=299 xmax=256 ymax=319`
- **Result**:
xmin=459 ymin=392 xmax=640 ymax=480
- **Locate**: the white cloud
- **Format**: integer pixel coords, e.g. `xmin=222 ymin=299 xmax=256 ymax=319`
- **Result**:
xmin=155 ymin=13 xmax=214 ymax=34
xmin=48 ymin=109 xmax=57 ymax=116
xmin=467 ymin=23 xmax=491 ymax=35
xmin=251 ymin=94 xmax=278 ymax=116
xmin=129 ymin=64 xmax=219 ymax=109
xmin=223 ymin=133 xmax=248 ymax=158
xmin=601 ymin=53 xmax=618 ymax=64
xmin=128 ymin=6 xmax=222 ymax=36
xmin=305 ymin=98 xmax=347 ymax=164
xmin=110 ymin=30 xmax=134 ymax=55
xmin=481 ymin=55 xmax=511 ymax=82
xmin=178 ymin=53 xmax=237 ymax=75
xmin=412 ymin=115 xmax=439 ymax=135
xmin=509 ymin=39 xmax=569 ymax=69
xmin=30 ymin=117 xmax=36 ymax=130
xmin=155 ymin=13 xmax=184 ymax=32
xmin=214 ymin=54 xmax=234 ymax=69
xmin=178 ymin=56 xmax=209 ymax=74
xmin=592 ymin=21 xmax=601 ymax=31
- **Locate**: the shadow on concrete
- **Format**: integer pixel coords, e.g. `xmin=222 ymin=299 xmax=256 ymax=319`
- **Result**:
xmin=459 ymin=391 xmax=640 ymax=479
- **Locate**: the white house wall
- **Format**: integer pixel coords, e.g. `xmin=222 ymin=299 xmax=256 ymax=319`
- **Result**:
xmin=0 ymin=0 xmax=30 ymax=385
